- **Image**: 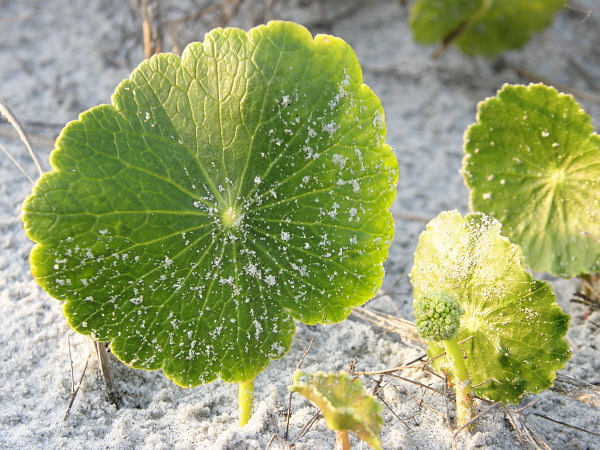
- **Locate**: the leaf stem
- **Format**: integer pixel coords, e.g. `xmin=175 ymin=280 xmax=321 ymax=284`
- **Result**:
xmin=238 ymin=378 xmax=255 ymax=427
xmin=335 ymin=430 xmax=351 ymax=450
xmin=443 ymin=338 xmax=475 ymax=429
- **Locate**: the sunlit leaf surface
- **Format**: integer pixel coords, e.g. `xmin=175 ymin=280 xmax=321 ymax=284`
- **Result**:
xmin=463 ymin=83 xmax=600 ymax=277
xmin=23 ymin=21 xmax=397 ymax=387
xmin=411 ymin=211 xmax=570 ymax=403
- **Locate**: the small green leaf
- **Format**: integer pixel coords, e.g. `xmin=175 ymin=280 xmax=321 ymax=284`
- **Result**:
xmin=289 ymin=371 xmax=384 ymax=450
xmin=411 ymin=211 xmax=570 ymax=404
xmin=463 ymin=83 xmax=600 ymax=277
xmin=410 ymin=0 xmax=564 ymax=56
xmin=22 ymin=21 xmax=397 ymax=387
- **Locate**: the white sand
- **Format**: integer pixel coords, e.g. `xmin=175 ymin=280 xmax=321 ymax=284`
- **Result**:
xmin=1 ymin=0 xmax=600 ymax=448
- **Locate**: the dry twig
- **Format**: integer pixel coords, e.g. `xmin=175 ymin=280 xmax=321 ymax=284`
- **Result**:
xmin=0 ymin=98 xmax=46 ymax=175
xmin=497 ymin=58 xmax=600 ymax=104
xmin=94 ymin=342 xmax=122 ymax=408
xmin=285 ymin=337 xmax=314 ymax=440
xmin=141 ymin=0 xmax=162 ymax=58
xmin=550 ymin=373 xmax=600 ymax=408
xmin=350 ymin=307 xmax=424 ymax=348
xmin=64 ymin=337 xmax=91 ymax=420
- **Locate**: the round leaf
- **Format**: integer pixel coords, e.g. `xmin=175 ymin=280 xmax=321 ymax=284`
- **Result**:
xmin=410 ymin=0 xmax=564 ymax=56
xmin=22 ymin=21 xmax=398 ymax=387
xmin=410 ymin=211 xmax=570 ymax=404
xmin=463 ymin=83 xmax=600 ymax=277
xmin=289 ymin=371 xmax=384 ymax=450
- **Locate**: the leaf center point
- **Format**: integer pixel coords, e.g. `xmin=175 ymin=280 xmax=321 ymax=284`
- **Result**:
xmin=463 ymin=313 xmax=482 ymax=333
xmin=222 ymin=206 xmax=242 ymax=227
xmin=548 ymin=168 xmax=566 ymax=185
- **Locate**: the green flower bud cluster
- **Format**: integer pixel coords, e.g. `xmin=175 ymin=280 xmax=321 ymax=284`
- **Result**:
xmin=414 ymin=291 xmax=463 ymax=342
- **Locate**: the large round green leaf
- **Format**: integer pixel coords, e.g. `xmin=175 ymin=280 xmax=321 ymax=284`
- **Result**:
xmin=22 ymin=21 xmax=398 ymax=387
xmin=410 ymin=0 xmax=564 ymax=56
xmin=463 ymin=83 xmax=600 ymax=277
xmin=411 ymin=211 xmax=570 ymax=404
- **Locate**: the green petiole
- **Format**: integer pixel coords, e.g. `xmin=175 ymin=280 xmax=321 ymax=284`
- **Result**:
xmin=335 ymin=430 xmax=351 ymax=450
xmin=442 ymin=337 xmax=474 ymax=428
xmin=414 ymin=291 xmax=474 ymax=429
xmin=238 ymin=378 xmax=255 ymax=427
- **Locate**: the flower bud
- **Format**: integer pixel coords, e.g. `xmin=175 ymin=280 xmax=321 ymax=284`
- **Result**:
xmin=414 ymin=291 xmax=463 ymax=342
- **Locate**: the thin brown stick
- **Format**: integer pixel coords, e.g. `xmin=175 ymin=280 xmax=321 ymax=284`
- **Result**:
xmin=501 ymin=60 xmax=600 ymax=103
xmin=292 ymin=411 xmax=321 ymax=444
xmin=94 ymin=342 xmax=121 ymax=408
xmin=350 ymin=307 xmax=424 ymax=346
xmin=354 ymin=364 xmax=425 ymax=376
xmin=141 ymin=0 xmax=162 ymax=59
xmin=95 ymin=342 xmax=114 ymax=389
xmin=386 ymin=374 xmax=445 ymax=403
xmin=285 ymin=338 xmax=314 ymax=440
xmin=453 ymin=402 xmax=502 ymax=443
xmin=0 ymin=125 xmax=56 ymax=148
xmin=392 ymin=209 xmax=434 ymax=223
xmin=354 ymin=354 xmax=429 ymax=377
xmin=565 ymin=1 xmax=593 ymax=22
xmin=64 ymin=338 xmax=91 ymax=420
xmin=505 ymin=408 xmax=553 ymax=450
xmin=404 ymin=354 xmax=427 ymax=367
xmin=532 ymin=412 xmax=600 ymax=438
xmin=549 ymin=373 xmax=600 ymax=408
xmin=0 ymin=142 xmax=35 ymax=184
xmin=574 ymin=226 xmax=600 ymax=244
xmin=0 ymin=98 xmax=46 ymax=175
xmin=510 ymin=394 xmax=555 ymax=415
xmin=377 ymin=393 xmax=412 ymax=430
xmin=471 ymin=378 xmax=500 ymax=389
xmin=68 ymin=336 xmax=76 ymax=393
xmin=264 ymin=433 xmax=289 ymax=450
xmin=442 ymin=374 xmax=453 ymax=433
xmin=392 ymin=381 xmax=434 ymax=420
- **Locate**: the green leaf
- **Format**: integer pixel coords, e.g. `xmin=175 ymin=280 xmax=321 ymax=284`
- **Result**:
xmin=289 ymin=371 xmax=384 ymax=450
xmin=410 ymin=211 xmax=570 ymax=404
xmin=22 ymin=21 xmax=398 ymax=387
xmin=463 ymin=83 xmax=600 ymax=277
xmin=410 ymin=0 xmax=564 ymax=56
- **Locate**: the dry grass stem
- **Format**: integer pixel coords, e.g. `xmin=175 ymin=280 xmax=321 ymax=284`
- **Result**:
xmin=285 ymin=337 xmax=314 ymax=440
xmin=498 ymin=59 xmax=600 ymax=103
xmin=550 ymin=373 xmax=600 ymax=407
xmin=0 ymin=98 xmax=46 ymax=175
xmin=64 ymin=337 xmax=91 ymax=421
xmin=94 ymin=342 xmax=121 ymax=408
xmin=0 ymin=142 xmax=35 ymax=184
xmin=141 ymin=0 xmax=162 ymax=59
xmin=351 ymin=307 xmax=424 ymax=347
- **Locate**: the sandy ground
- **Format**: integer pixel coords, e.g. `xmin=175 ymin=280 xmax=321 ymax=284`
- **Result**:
xmin=2 ymin=0 xmax=600 ymax=449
